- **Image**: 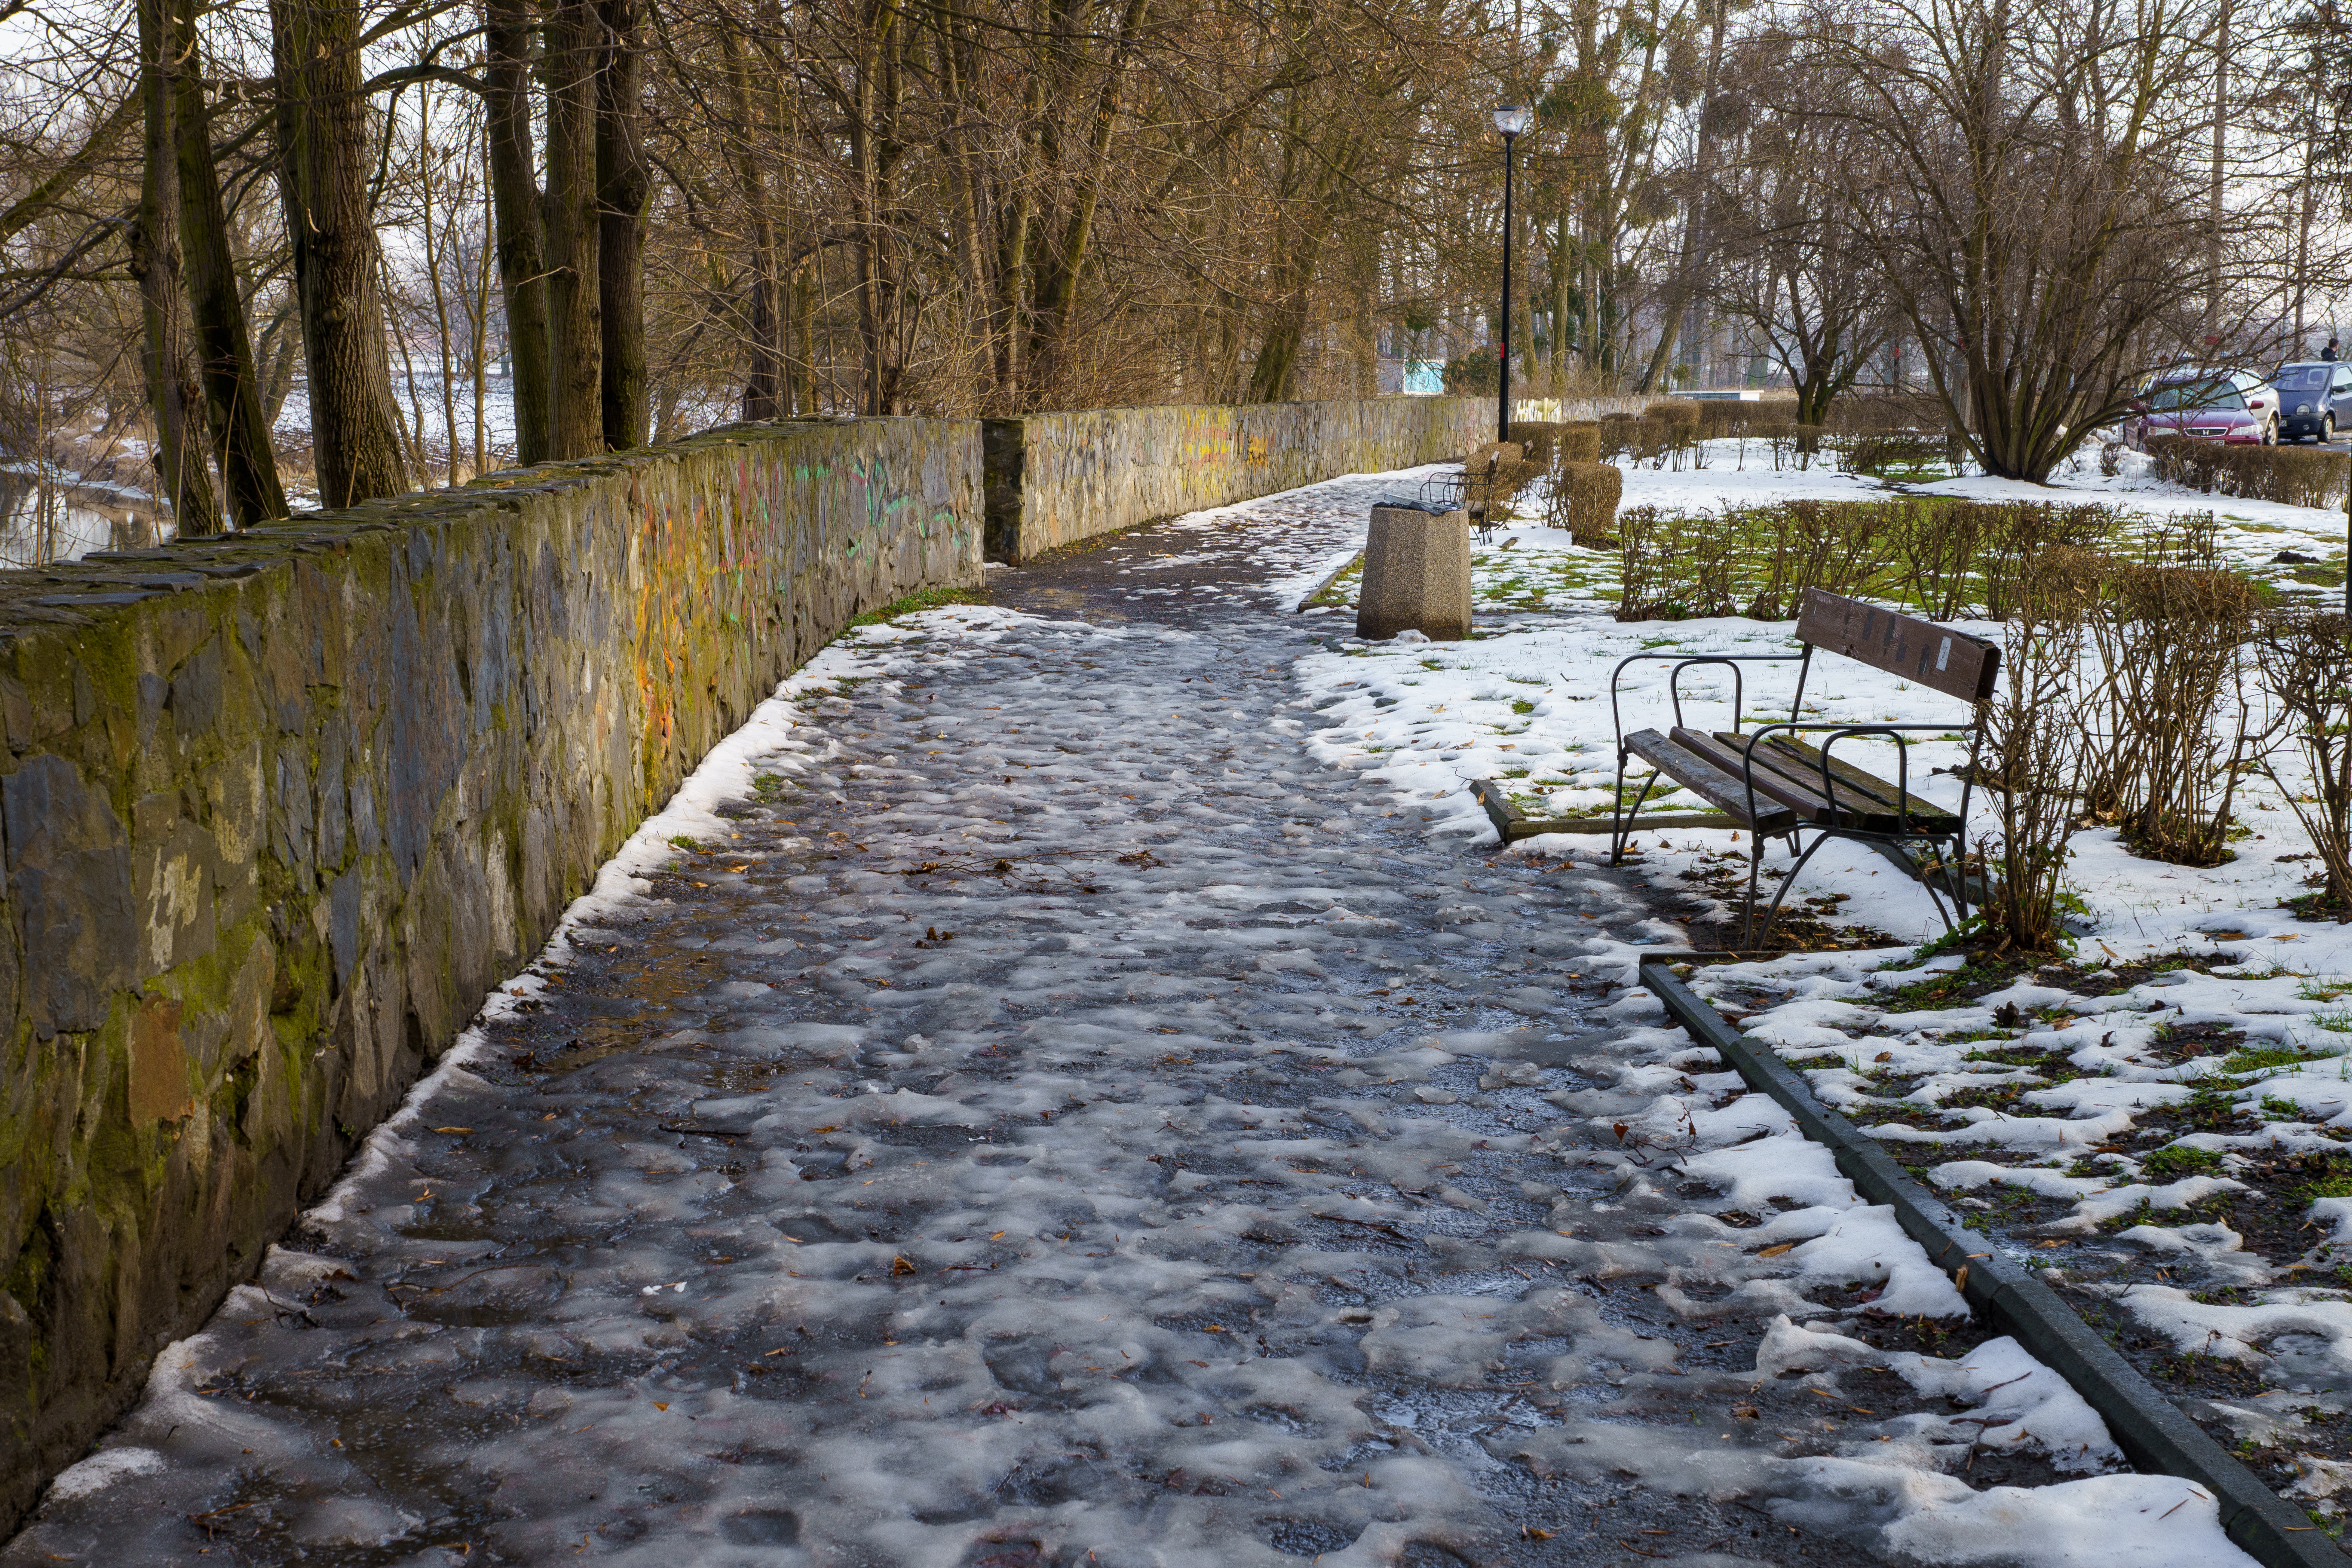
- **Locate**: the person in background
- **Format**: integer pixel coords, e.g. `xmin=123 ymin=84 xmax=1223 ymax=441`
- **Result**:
xmin=2326 ymin=338 xmax=2342 ymax=361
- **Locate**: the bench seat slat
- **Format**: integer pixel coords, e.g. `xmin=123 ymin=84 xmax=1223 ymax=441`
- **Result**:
xmin=1700 ymin=729 xmax=1936 ymax=833
xmin=1737 ymin=732 xmax=1963 ymax=834
xmin=1623 ymin=728 xmax=1797 ymax=833
xmin=1668 ymin=727 xmax=1849 ymax=825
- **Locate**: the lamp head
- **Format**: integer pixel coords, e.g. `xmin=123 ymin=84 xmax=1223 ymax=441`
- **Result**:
xmin=1492 ymin=104 xmax=1533 ymax=138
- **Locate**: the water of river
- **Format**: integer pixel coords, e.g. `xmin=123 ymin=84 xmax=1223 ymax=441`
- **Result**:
xmin=0 ymin=473 xmax=164 ymax=568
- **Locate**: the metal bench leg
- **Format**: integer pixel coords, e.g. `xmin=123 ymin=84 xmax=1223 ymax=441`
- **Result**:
xmin=1752 ymin=830 xmax=1835 ymax=946
xmin=1610 ymin=766 xmax=1660 ymax=867
xmin=1906 ymin=835 xmax=1966 ymax=936
xmin=1740 ymin=833 xmax=1766 ymax=946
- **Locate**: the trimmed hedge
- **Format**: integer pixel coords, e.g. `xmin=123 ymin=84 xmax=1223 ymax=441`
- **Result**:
xmin=1559 ymin=461 xmax=1623 ymax=544
xmin=1646 ymin=399 xmax=1701 ymax=426
xmin=1697 ymin=398 xmax=1799 ymax=431
xmin=1836 ymin=430 xmax=1949 ymax=475
xmin=1509 ymin=420 xmax=1604 ymax=470
xmin=1822 ymin=393 xmax=1948 ymax=433
xmin=2146 ymin=433 xmax=2349 ymax=509
xmin=1505 ymin=421 xmax=1565 ymax=468
xmin=1617 ymin=495 xmax=2185 ymax=622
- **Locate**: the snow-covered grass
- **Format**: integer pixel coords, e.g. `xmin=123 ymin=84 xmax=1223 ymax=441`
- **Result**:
xmin=1290 ymin=437 xmax=2352 ymax=1502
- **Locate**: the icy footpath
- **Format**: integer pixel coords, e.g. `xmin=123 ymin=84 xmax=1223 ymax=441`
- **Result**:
xmin=0 ymin=472 xmax=2259 ymax=1567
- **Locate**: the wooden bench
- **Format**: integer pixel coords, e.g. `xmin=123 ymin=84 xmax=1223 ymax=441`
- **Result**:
xmin=1609 ymin=588 xmax=2000 ymax=942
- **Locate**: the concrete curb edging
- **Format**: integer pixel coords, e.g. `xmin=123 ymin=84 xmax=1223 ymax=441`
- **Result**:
xmin=1638 ymin=958 xmax=2346 ymax=1567
xmin=1468 ymin=779 xmax=1733 ymax=842
xmin=1291 ymin=548 xmax=1363 ymax=612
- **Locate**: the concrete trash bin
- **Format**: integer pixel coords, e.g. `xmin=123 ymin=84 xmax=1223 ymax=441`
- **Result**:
xmin=1357 ymin=505 xmax=1471 ymax=641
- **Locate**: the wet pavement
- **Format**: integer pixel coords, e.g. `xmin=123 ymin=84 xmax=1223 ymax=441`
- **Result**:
xmin=2 ymin=473 xmax=2127 ymax=1567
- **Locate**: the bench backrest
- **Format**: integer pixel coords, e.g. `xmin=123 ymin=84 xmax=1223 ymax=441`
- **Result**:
xmin=1794 ymin=588 xmax=2000 ymax=702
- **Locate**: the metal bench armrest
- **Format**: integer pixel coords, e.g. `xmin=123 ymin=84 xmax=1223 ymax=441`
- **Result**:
xmin=1607 ymin=651 xmax=1799 ymax=754
xmin=1733 ymin=720 xmax=1976 ymax=838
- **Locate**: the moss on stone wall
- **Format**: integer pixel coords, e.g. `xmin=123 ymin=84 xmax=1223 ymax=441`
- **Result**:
xmin=0 ymin=417 xmax=982 ymax=1535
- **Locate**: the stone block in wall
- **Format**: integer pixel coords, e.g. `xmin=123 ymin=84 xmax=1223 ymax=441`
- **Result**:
xmin=0 ymin=416 xmax=983 ymax=1537
xmin=982 ymin=398 xmax=1488 ymax=563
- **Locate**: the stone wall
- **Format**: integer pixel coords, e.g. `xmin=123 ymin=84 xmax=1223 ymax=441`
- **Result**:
xmin=0 ymin=417 xmax=981 ymax=1533
xmin=983 ymin=397 xmax=1488 ymax=562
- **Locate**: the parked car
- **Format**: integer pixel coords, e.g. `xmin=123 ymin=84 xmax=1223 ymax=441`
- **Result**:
xmin=2272 ymin=360 xmax=2352 ymax=442
xmin=2129 ymin=368 xmax=2278 ymax=445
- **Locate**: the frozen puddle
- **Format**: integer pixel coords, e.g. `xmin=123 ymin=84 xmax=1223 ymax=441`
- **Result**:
xmin=3 ymin=479 xmax=2260 ymax=1566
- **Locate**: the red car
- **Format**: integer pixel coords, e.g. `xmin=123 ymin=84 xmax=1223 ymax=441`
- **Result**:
xmin=2129 ymin=368 xmax=2279 ymax=445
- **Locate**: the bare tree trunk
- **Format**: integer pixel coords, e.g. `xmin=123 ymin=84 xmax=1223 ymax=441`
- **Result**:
xmin=597 ymin=0 xmax=650 ymax=448
xmin=420 ymin=87 xmax=463 ymax=483
xmin=1636 ymin=0 xmax=1727 ymax=393
xmin=133 ymin=0 xmax=218 ymax=531
xmin=472 ymin=122 xmax=493 ymax=474
xmin=790 ymin=259 xmax=816 ymax=414
xmin=1025 ymin=0 xmax=1149 ymax=397
xmin=991 ymin=63 xmax=1042 ymax=403
xmin=722 ymin=20 xmax=781 ymax=422
xmin=270 ymin=0 xmax=409 ymax=505
xmin=2205 ymin=0 xmax=2229 ymax=339
xmin=258 ymin=302 xmax=298 ymax=426
xmin=486 ymin=0 xmax=553 ymax=464
xmin=850 ymin=0 xmax=906 ymax=414
xmin=543 ymin=0 xmax=604 ymax=457
xmin=170 ymin=0 xmax=284 ymax=525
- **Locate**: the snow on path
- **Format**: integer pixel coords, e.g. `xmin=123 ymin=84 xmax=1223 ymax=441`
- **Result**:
xmin=0 ymin=473 xmax=2255 ymax=1566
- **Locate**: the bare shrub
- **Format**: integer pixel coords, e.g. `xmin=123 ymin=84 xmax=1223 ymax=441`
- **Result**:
xmin=1738 ymin=499 xmax=1894 ymax=617
xmin=2131 ymin=509 xmax=2221 ymax=571
xmin=1462 ymin=441 xmax=1539 ymax=533
xmin=1627 ymin=416 xmax=1698 ymax=469
xmin=1886 ymin=502 xmax=1987 ymax=620
xmin=1821 ymin=393 xmax=1947 ymax=433
xmin=2257 ymin=613 xmax=2352 ymax=914
xmin=1885 ymin=500 xmax=2124 ymax=619
xmin=1614 ymin=496 xmax=2144 ymax=625
xmin=1976 ymin=565 xmax=2102 ymax=954
xmin=2146 ymin=436 xmax=2349 ymax=508
xmin=1971 ymin=502 xmax=2119 ymax=620
xmin=1738 ymin=419 xmax=1799 ymax=469
xmin=1696 ymin=398 xmax=1798 ymax=435
xmin=2091 ymin=565 xmax=2265 ymax=865
xmin=1557 ymin=423 xmax=1601 ymax=464
xmin=1617 ymin=506 xmax=1741 ymax=619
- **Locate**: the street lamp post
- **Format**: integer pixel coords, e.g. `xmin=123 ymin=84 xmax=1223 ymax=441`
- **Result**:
xmin=1493 ymin=105 xmax=1532 ymax=445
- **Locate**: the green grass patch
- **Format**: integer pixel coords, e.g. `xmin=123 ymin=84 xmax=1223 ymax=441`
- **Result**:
xmin=2140 ymin=1144 xmax=2226 ymax=1181
xmin=850 ymin=585 xmax=988 ymax=626
xmin=2222 ymin=1044 xmax=2324 ymax=1076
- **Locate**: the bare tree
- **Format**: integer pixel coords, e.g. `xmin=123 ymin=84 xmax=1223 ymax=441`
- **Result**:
xmin=172 ymin=0 xmax=286 ymax=523
xmin=1703 ymin=33 xmax=1893 ymax=423
xmin=270 ymin=0 xmax=411 ymax=504
xmin=132 ymin=0 xmax=218 ymax=527
xmin=1781 ymin=0 xmax=2295 ymax=480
